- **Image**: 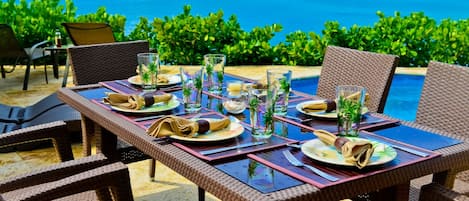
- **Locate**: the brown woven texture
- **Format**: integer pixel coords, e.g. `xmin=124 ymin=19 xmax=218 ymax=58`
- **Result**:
xmin=420 ymin=183 xmax=469 ymax=201
xmin=316 ymin=46 xmax=399 ymax=113
xmin=68 ymin=40 xmax=149 ymax=85
xmin=58 ymin=78 xmax=469 ymax=201
xmin=417 ymin=61 xmax=469 ymax=184
xmin=0 ymin=154 xmax=134 ymax=201
xmin=0 ymin=120 xmax=133 ymax=201
xmin=67 ymin=40 xmax=155 ymax=176
xmin=0 ymin=121 xmax=73 ymax=161
xmin=61 ymin=23 xmax=115 ymax=46
xmin=57 ymin=84 xmax=469 ymax=201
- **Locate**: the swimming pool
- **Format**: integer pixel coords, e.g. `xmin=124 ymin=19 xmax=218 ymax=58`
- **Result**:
xmin=291 ymin=74 xmax=425 ymax=121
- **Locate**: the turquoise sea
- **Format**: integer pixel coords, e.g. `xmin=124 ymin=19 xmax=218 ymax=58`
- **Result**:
xmin=73 ymin=0 xmax=469 ymax=44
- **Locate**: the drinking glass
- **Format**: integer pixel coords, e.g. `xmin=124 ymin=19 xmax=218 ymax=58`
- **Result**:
xmin=180 ymin=66 xmax=205 ymax=113
xmin=137 ymin=53 xmax=160 ymax=92
xmin=336 ymin=85 xmax=366 ymax=137
xmin=247 ymin=160 xmax=274 ymax=190
xmin=267 ymin=69 xmax=292 ymax=116
xmin=204 ymin=54 xmax=226 ymax=94
xmin=248 ymin=85 xmax=275 ymax=139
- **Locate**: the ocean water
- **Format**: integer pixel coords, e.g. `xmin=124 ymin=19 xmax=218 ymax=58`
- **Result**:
xmin=72 ymin=0 xmax=469 ymax=44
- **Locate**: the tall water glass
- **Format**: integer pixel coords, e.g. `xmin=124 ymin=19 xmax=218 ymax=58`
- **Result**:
xmin=247 ymin=160 xmax=274 ymax=190
xmin=137 ymin=53 xmax=160 ymax=92
xmin=267 ymin=69 xmax=292 ymax=116
xmin=336 ymin=85 xmax=366 ymax=137
xmin=180 ymin=66 xmax=205 ymax=113
xmin=204 ymin=54 xmax=226 ymax=94
xmin=248 ymin=85 xmax=275 ymax=139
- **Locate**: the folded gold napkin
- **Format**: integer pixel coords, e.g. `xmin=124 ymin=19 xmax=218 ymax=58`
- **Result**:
xmin=104 ymin=93 xmax=173 ymax=110
xmin=313 ymin=130 xmax=374 ymax=169
xmin=147 ymin=116 xmax=231 ymax=138
xmin=302 ymin=93 xmax=370 ymax=113
xmin=157 ymin=75 xmax=169 ymax=83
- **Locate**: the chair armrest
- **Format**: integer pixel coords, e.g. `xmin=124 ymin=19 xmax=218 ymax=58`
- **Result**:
xmin=420 ymin=183 xmax=469 ymax=201
xmin=28 ymin=40 xmax=51 ymax=56
xmin=0 ymin=161 xmax=134 ymax=201
xmin=0 ymin=120 xmax=74 ymax=162
xmin=0 ymin=154 xmax=109 ymax=193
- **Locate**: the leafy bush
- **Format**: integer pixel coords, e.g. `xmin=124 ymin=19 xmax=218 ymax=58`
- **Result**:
xmin=0 ymin=0 xmax=76 ymax=47
xmin=1 ymin=0 xmax=467 ymax=67
xmin=223 ymin=24 xmax=281 ymax=65
xmin=430 ymin=19 xmax=468 ymax=66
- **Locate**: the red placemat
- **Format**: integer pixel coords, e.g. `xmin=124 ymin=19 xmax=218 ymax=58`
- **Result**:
xmin=100 ymin=80 xmax=140 ymax=95
xmin=248 ymin=131 xmax=440 ymax=188
xmin=276 ymin=112 xmax=400 ymax=137
xmin=172 ymin=113 xmax=297 ymax=162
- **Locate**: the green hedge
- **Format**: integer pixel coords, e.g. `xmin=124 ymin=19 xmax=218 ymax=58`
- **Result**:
xmin=1 ymin=0 xmax=467 ymax=67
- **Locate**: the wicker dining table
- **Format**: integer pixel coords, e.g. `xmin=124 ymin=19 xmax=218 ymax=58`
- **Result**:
xmin=57 ymin=73 xmax=469 ymax=201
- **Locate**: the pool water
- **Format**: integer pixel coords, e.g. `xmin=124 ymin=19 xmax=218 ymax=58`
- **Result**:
xmin=291 ymin=74 xmax=425 ymax=121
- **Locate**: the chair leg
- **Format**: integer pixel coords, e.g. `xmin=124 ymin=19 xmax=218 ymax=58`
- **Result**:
xmin=44 ymin=63 xmax=49 ymax=84
xmin=1 ymin=64 xmax=5 ymax=78
xmin=61 ymin=55 xmax=70 ymax=87
xmin=23 ymin=62 xmax=31 ymax=90
xmin=198 ymin=187 xmax=206 ymax=201
xmin=149 ymin=159 xmax=156 ymax=181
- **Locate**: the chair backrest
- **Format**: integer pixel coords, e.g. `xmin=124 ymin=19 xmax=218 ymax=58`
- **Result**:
xmin=0 ymin=24 xmax=27 ymax=59
xmin=68 ymin=40 xmax=149 ymax=85
xmin=61 ymin=23 xmax=116 ymax=46
xmin=316 ymin=46 xmax=399 ymax=113
xmin=415 ymin=61 xmax=469 ymax=137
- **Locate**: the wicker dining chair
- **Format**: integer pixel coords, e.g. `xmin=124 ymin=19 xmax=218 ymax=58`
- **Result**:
xmin=67 ymin=40 xmax=158 ymax=178
xmin=0 ymin=121 xmax=134 ymax=201
xmin=0 ymin=24 xmax=51 ymax=90
xmin=420 ymin=183 xmax=469 ymax=201
xmin=411 ymin=61 xmax=469 ymax=200
xmin=316 ymin=46 xmax=399 ymax=113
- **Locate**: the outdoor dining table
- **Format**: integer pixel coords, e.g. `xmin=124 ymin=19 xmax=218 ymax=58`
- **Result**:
xmin=57 ymin=73 xmax=469 ymax=201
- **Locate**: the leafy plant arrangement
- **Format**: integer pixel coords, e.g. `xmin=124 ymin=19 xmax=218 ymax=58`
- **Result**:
xmin=337 ymin=96 xmax=362 ymax=137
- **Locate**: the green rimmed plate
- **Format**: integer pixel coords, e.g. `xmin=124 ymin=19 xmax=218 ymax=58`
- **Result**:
xmin=128 ymin=74 xmax=182 ymax=87
xmin=296 ymin=100 xmax=368 ymax=119
xmin=301 ymin=137 xmax=397 ymax=167
xmin=110 ymin=95 xmax=180 ymax=114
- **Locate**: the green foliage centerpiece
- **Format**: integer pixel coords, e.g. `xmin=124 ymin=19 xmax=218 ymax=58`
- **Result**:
xmin=336 ymin=85 xmax=366 ymax=137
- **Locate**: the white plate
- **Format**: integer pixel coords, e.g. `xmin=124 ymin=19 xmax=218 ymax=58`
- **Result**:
xmin=110 ymin=96 xmax=180 ymax=114
xmin=170 ymin=118 xmax=245 ymax=142
xmin=295 ymin=100 xmax=368 ymax=119
xmin=301 ymin=138 xmax=397 ymax=167
xmin=127 ymin=74 xmax=182 ymax=87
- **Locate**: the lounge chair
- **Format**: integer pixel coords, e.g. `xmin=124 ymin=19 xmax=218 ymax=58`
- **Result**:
xmin=0 ymin=24 xmax=51 ymax=90
xmin=62 ymin=22 xmax=115 ymax=46
xmin=0 ymin=92 xmax=81 ymax=152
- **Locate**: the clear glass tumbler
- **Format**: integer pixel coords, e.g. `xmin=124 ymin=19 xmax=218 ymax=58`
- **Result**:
xmin=204 ymin=54 xmax=226 ymax=94
xmin=336 ymin=85 xmax=366 ymax=137
xmin=180 ymin=66 xmax=205 ymax=113
xmin=137 ymin=53 xmax=160 ymax=92
xmin=248 ymin=86 xmax=275 ymax=139
xmin=267 ymin=69 xmax=292 ymax=116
